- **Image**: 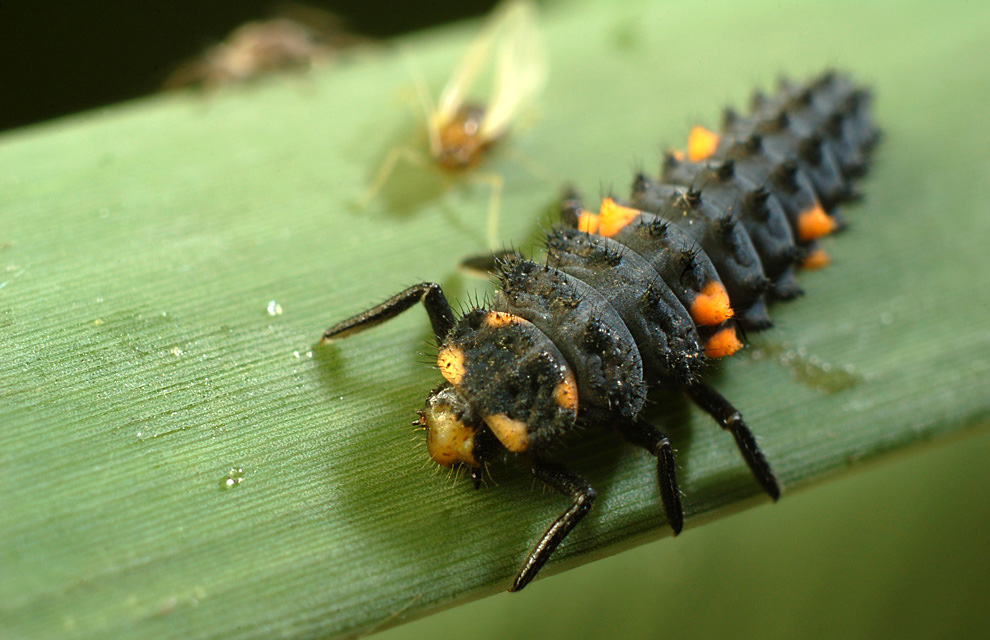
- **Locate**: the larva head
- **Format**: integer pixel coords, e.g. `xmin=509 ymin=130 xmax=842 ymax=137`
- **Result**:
xmin=432 ymin=309 xmax=579 ymax=459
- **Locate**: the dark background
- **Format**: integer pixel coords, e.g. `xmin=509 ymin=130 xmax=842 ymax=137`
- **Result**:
xmin=0 ymin=1 xmax=499 ymax=133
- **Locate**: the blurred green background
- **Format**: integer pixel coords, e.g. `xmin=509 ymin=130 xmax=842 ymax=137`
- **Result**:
xmin=382 ymin=428 xmax=990 ymax=639
xmin=0 ymin=0 xmax=499 ymax=133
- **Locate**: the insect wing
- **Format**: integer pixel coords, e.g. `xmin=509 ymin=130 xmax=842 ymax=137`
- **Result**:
xmin=479 ymin=1 xmax=546 ymax=140
xmin=431 ymin=1 xmax=546 ymax=144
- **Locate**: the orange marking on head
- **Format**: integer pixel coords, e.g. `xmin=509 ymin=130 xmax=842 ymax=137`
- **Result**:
xmin=705 ymin=326 xmax=743 ymax=359
xmin=484 ymin=414 xmax=530 ymax=452
xmin=670 ymin=149 xmax=685 ymax=162
xmin=437 ymin=346 xmax=466 ymax=386
xmin=687 ymin=126 xmax=720 ymax=162
xmin=597 ymin=198 xmax=641 ymax=237
xmin=690 ymin=281 xmax=734 ymax=326
xmin=796 ymin=202 xmax=837 ymax=241
xmin=552 ymin=371 xmax=579 ymax=413
xmin=801 ymin=248 xmax=831 ymax=270
xmin=485 ymin=311 xmax=526 ymax=328
xmin=577 ymin=210 xmax=600 ymax=234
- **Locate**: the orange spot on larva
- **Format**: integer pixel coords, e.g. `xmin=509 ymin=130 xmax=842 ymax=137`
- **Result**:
xmin=484 ymin=414 xmax=530 ymax=452
xmin=705 ymin=326 xmax=743 ymax=359
xmin=690 ymin=281 xmax=734 ymax=326
xmin=597 ymin=198 xmax=641 ymax=237
xmin=485 ymin=311 xmax=526 ymax=327
xmin=801 ymin=248 xmax=831 ymax=270
xmin=437 ymin=346 xmax=466 ymax=386
xmin=577 ymin=210 xmax=600 ymax=234
xmin=552 ymin=371 xmax=579 ymax=413
xmin=687 ymin=126 xmax=720 ymax=162
xmin=796 ymin=202 xmax=836 ymax=241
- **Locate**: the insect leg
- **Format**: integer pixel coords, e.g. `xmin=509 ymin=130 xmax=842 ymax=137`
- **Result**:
xmin=355 ymin=145 xmax=431 ymax=211
xmin=467 ymin=170 xmax=504 ymax=250
xmin=458 ymin=248 xmax=523 ymax=277
xmin=617 ymin=419 xmax=684 ymax=535
xmin=512 ymin=459 xmax=596 ymax=592
xmin=320 ymin=282 xmax=454 ymax=344
xmin=684 ymin=381 xmax=781 ymax=500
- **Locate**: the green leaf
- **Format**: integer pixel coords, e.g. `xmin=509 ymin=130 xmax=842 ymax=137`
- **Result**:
xmin=1 ymin=1 xmax=988 ymax=639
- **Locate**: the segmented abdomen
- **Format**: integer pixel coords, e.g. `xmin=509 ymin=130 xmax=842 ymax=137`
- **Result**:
xmin=490 ymin=70 xmax=878 ymax=424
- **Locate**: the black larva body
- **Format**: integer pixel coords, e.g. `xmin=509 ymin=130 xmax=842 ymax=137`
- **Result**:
xmin=321 ymin=71 xmax=879 ymax=592
xmin=544 ymin=227 xmax=704 ymax=386
xmin=626 ymin=179 xmax=775 ymax=329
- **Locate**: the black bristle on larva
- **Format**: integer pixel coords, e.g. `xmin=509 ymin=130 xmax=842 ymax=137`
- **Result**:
xmin=321 ymin=70 xmax=879 ymax=593
xmin=751 ymin=89 xmax=768 ymax=110
xmin=824 ymin=112 xmax=845 ymax=138
xmin=743 ymin=188 xmax=771 ymax=221
xmin=714 ymin=159 xmax=735 ymax=180
xmin=771 ymin=159 xmax=800 ymax=192
xmin=680 ymin=186 xmax=702 ymax=208
xmin=722 ymin=107 xmax=740 ymax=128
xmin=743 ymin=133 xmax=762 ymax=152
xmin=769 ymin=110 xmax=790 ymax=132
xmin=799 ymin=134 xmax=824 ymax=166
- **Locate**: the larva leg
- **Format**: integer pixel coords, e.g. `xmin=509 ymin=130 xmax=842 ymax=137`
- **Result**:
xmin=617 ymin=418 xmax=684 ymax=535
xmin=512 ymin=459 xmax=595 ymax=592
xmin=685 ymin=381 xmax=781 ymax=500
xmin=320 ymin=282 xmax=454 ymax=345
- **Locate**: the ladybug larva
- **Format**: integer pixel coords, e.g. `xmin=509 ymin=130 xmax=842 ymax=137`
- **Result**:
xmin=321 ymin=70 xmax=879 ymax=591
